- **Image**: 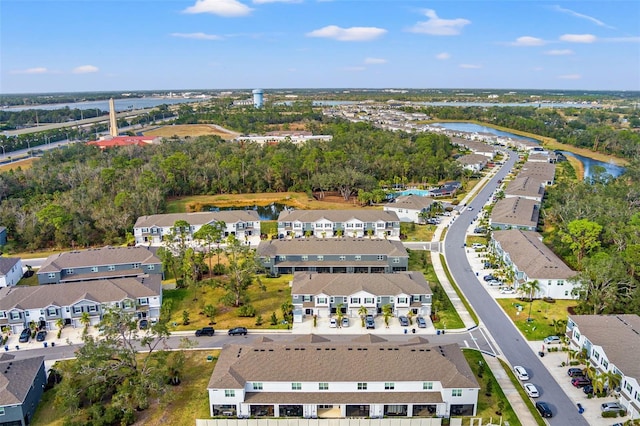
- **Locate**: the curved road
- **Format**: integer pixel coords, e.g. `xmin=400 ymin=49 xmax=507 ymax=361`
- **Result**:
xmin=444 ymin=151 xmax=588 ymax=425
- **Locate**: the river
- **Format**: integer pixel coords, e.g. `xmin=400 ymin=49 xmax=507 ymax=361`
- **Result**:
xmin=2 ymin=97 xmax=207 ymax=112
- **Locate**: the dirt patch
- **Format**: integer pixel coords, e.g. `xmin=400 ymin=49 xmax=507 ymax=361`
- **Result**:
xmin=144 ymin=124 xmax=238 ymax=140
xmin=0 ymin=157 xmax=37 ymax=172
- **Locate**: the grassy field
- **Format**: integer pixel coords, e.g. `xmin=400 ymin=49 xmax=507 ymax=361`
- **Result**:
xmin=31 ymin=350 xmax=217 ymax=426
xmin=144 ymin=124 xmax=238 ymax=140
xmin=496 ymin=298 xmax=576 ymax=340
xmin=0 ymin=156 xmax=37 ymax=172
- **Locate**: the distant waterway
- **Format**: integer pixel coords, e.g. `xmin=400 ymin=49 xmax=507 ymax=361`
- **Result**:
xmin=431 ymin=122 xmax=540 ymax=143
xmin=561 ymin=152 xmax=625 ymax=180
xmin=282 ymin=100 xmax=603 ymax=108
xmin=2 ymin=97 xmax=206 ymax=112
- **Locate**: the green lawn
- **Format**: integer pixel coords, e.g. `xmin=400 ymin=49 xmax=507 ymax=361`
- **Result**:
xmin=495 ymin=298 xmax=576 ymax=340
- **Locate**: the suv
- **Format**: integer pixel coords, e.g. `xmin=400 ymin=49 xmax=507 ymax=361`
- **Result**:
xmin=195 ymin=327 xmax=215 ymax=337
xmin=571 ymin=377 xmax=591 ymax=388
xmin=543 ymin=335 xmax=561 ymax=345
xmin=416 ymin=316 xmax=427 ymax=328
xmin=601 ymin=402 xmax=624 ymax=413
xmin=398 ymin=316 xmax=409 ymax=326
xmin=365 ymin=315 xmax=375 ymax=330
xmin=514 ymin=366 xmax=529 ymax=381
xmin=228 ymin=327 xmax=247 ymax=336
xmin=36 ymin=330 xmax=47 ymax=342
xmin=19 ymin=328 xmax=31 ymax=343
xmin=535 ymin=401 xmax=553 ymax=418
xmin=567 ymin=368 xmax=585 ymax=377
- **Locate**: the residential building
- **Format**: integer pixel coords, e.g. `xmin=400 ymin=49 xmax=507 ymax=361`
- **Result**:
xmin=87 ymin=135 xmax=162 ymax=149
xmin=0 ymin=355 xmax=46 ymax=426
xmin=456 ymin=154 xmax=489 ymax=174
xmin=491 ymin=230 xmax=579 ymax=299
xmin=518 ymin=161 xmax=556 ymax=187
xmin=489 ymin=197 xmax=540 ymax=231
xmin=566 ymin=314 xmax=640 ymax=419
xmin=207 ymin=336 xmax=479 ymax=418
xmin=0 ymin=257 xmax=23 ymax=288
xmin=257 ymin=238 xmax=408 ymax=275
xmin=277 ymin=210 xmax=400 ymax=239
xmin=0 ymin=226 xmax=6 ymax=246
xmin=36 ymin=246 xmax=161 ymax=285
xmin=235 ymin=134 xmax=333 ymax=146
xmin=503 ymin=176 xmax=546 ymax=202
xmin=383 ymin=195 xmax=436 ymax=223
xmin=430 ymin=181 xmax=462 ymax=198
xmin=133 ymin=211 xmax=261 ymax=246
xmin=291 ymin=271 xmax=431 ymax=319
xmin=0 ymin=275 xmax=162 ymax=333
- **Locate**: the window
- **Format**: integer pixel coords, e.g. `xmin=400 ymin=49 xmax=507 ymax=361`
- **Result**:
xmin=558 ymin=280 xmax=564 ymax=286
xmin=385 ymin=383 xmax=395 ymax=390
xmin=224 ymin=390 xmax=235 ymax=397
xmin=355 ymin=255 xmax=361 ymax=261
xmin=346 ymin=223 xmax=354 ymax=228
xmin=357 ymin=383 xmax=367 ymax=390
xmin=10 ymin=311 xmax=21 ymax=320
xmin=377 ymin=223 xmax=385 ymax=228
xmin=355 ymin=223 xmax=363 ymax=228
xmin=317 ymin=256 xmax=324 ymax=261
xmin=365 ymin=298 xmax=374 ymax=304
xmin=593 ymin=352 xmax=600 ymax=360
xmin=602 ymin=360 xmax=609 ymax=369
xmin=148 ymin=265 xmax=155 ymax=270
xmin=66 ymin=268 xmax=74 ymax=275
xmin=138 ymin=298 xmax=149 ymax=306
xmin=88 ymin=305 xmax=97 ymax=313
xmin=48 ymin=273 xmax=56 ymax=279
xmin=252 ymin=383 xmax=263 ymax=390
xmin=423 ymin=382 xmax=433 ymax=390
xmin=626 ymin=382 xmax=632 ymax=393
xmin=325 ymin=223 xmax=332 ymax=228
xmin=279 ymin=256 xmax=287 ymax=261
xmin=291 ymin=383 xmax=302 ymax=390
xmin=452 ymin=389 xmax=462 ymax=397
xmin=0 ymin=312 xmax=5 ymax=319
xmin=302 ymin=255 xmax=308 ymax=261
xmin=73 ymin=306 xmax=82 ymax=314
xmin=0 ymin=406 xmax=4 ymax=415
xmin=377 ymin=255 xmax=384 ymax=261
xmin=91 ymin=267 xmax=99 ymax=273
xmin=294 ymin=223 xmax=301 ymax=228
xmin=350 ymin=298 xmax=361 ymax=304
xmin=397 ymin=297 xmax=408 ymax=304
xmin=108 ymin=265 xmax=116 ymax=271
xmin=339 ymin=256 xmax=346 ymax=261
xmin=393 ymin=257 xmax=400 ymax=264
xmin=319 ymin=383 xmax=329 ymax=390
xmin=317 ymin=297 xmax=327 ymax=304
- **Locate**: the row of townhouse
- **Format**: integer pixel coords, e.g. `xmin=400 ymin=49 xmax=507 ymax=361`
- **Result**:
xmin=207 ymin=336 xmax=479 ymax=419
xmin=291 ymin=271 xmax=432 ymax=319
xmin=566 ymin=314 xmax=640 ymax=419
xmin=383 ymin=195 xmax=438 ymax=224
xmin=0 ymin=275 xmax=162 ymax=333
xmin=257 ymin=238 xmax=409 ymax=276
xmin=0 ymin=354 xmax=46 ymax=426
xmin=133 ymin=211 xmax=261 ymax=246
xmin=277 ymin=210 xmax=401 ymax=239
xmin=491 ymin=229 xmax=579 ymax=299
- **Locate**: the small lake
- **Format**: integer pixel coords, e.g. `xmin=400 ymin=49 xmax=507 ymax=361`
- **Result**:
xmin=431 ymin=122 xmax=540 ymax=143
xmin=561 ymin=152 xmax=625 ymax=180
xmin=205 ymin=203 xmax=289 ymax=220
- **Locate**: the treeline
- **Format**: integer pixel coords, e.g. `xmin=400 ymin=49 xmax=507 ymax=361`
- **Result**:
xmin=415 ymin=106 xmax=640 ymax=159
xmin=0 ymin=121 xmax=463 ymax=251
xmin=542 ymin=163 xmax=640 ymax=315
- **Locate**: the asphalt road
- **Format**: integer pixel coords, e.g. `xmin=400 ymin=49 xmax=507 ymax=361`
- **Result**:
xmin=444 ymin=151 xmax=588 ymax=425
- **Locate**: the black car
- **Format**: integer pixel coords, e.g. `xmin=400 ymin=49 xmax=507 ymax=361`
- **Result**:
xmin=571 ymin=377 xmax=591 ymax=388
xmin=535 ymin=401 xmax=553 ymax=418
xmin=398 ymin=316 xmax=409 ymax=326
xmin=567 ymin=367 xmax=585 ymax=377
xmin=483 ymin=274 xmax=497 ymax=282
xmin=228 ymin=327 xmax=248 ymax=336
xmin=365 ymin=315 xmax=375 ymax=329
xmin=139 ymin=319 xmax=149 ymax=330
xmin=36 ymin=330 xmax=47 ymax=342
xmin=19 ymin=328 xmax=31 ymax=343
xmin=195 ymin=327 xmax=215 ymax=337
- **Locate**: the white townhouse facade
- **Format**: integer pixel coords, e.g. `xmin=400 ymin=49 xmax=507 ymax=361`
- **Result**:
xmin=566 ymin=314 xmax=640 ymax=419
xmin=0 ymin=257 xmax=23 ymax=288
xmin=207 ymin=336 xmax=479 ymax=419
xmin=492 ymin=230 xmax=579 ymax=299
xmin=291 ymin=272 xmax=432 ymax=320
xmin=383 ymin=195 xmax=436 ymax=223
xmin=0 ymin=275 xmax=162 ymax=333
xmin=277 ymin=210 xmax=400 ymax=240
xmin=133 ymin=211 xmax=261 ymax=246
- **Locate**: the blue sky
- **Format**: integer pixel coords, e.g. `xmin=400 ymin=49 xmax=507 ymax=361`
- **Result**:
xmin=1 ymin=0 xmax=639 ymax=93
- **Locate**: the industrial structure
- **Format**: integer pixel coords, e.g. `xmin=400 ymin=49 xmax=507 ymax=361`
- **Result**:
xmin=252 ymin=89 xmax=264 ymax=108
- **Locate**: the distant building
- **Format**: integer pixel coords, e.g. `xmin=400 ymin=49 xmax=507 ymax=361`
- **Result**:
xmin=252 ymin=89 xmax=264 ymax=108
xmin=0 ymin=355 xmax=46 ymax=426
xmin=277 ymin=210 xmax=400 ymax=239
xmin=87 ymin=135 xmax=161 ymax=149
xmin=0 ymin=257 xmax=23 ymax=288
xmin=383 ymin=195 xmax=436 ymax=223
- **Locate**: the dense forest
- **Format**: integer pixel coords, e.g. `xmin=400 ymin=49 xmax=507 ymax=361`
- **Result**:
xmin=0 ymin=121 xmax=462 ymax=251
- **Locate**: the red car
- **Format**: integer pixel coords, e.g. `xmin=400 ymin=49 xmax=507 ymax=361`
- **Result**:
xmin=571 ymin=377 xmax=591 ymax=388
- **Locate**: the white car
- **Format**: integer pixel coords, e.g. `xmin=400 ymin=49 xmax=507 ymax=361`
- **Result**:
xmin=543 ymin=335 xmax=561 ymax=345
xmin=472 ymin=243 xmax=485 ymax=249
xmin=524 ymin=383 xmax=539 ymax=398
xmin=500 ymin=287 xmax=516 ymax=294
xmin=514 ymin=366 xmax=529 ymax=381
xmin=329 ymin=318 xmax=337 ymax=328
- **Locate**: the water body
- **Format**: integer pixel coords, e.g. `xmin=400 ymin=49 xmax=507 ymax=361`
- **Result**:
xmin=561 ymin=151 xmax=625 ymax=179
xmin=419 ymin=101 xmax=601 ymax=108
xmin=3 ymin=97 xmax=206 ymax=112
xmin=205 ymin=203 xmax=289 ymax=221
xmin=431 ymin=122 xmax=540 ymax=143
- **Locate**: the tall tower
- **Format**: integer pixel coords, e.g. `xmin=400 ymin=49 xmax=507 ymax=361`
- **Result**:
xmin=109 ymin=98 xmax=118 ymax=137
xmin=252 ymin=89 xmax=264 ymax=108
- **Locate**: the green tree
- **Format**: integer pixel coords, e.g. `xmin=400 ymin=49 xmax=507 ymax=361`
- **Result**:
xmin=281 ymin=301 xmax=294 ymax=324
xmin=560 ymin=219 xmax=603 ymax=267
xmin=358 ymin=305 xmax=368 ymax=327
xmin=193 ymin=221 xmax=226 ymax=279
xmin=382 ymin=304 xmax=393 ymax=328
xmin=222 ymin=235 xmax=265 ymax=307
xmin=573 ymin=252 xmax=631 ymax=314
xmin=79 ymin=312 xmax=91 ymax=333
xmin=203 ymin=304 xmax=217 ymax=325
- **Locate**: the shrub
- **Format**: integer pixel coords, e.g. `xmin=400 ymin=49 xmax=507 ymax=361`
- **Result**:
xmin=270 ymin=312 xmax=278 ymax=325
xmin=255 ymin=315 xmax=263 ymax=326
xmin=212 ymin=264 xmax=226 ymax=276
xmin=238 ymin=305 xmax=256 ymax=317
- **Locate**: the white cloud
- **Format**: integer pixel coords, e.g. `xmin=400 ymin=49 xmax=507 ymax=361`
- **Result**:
xmin=551 ymin=5 xmax=614 ymax=29
xmin=11 ymin=67 xmax=48 ymax=75
xmin=171 ymin=32 xmax=222 ymax=40
xmin=73 ymin=65 xmax=99 ymax=74
xmin=558 ymin=74 xmax=581 ymax=80
xmin=183 ymin=0 xmax=253 ymax=17
xmin=560 ymin=34 xmax=597 ymax=43
xmin=306 ymin=25 xmax=387 ymax=42
xmin=436 ymin=52 xmax=451 ymax=60
xmin=459 ymin=64 xmax=482 ymax=69
xmin=253 ymin=0 xmax=301 ymax=3
xmin=407 ymin=9 xmax=470 ymax=36
xmin=545 ymin=49 xmax=573 ymax=56
xmin=509 ymin=36 xmax=546 ymax=46
xmin=364 ymin=57 xmax=387 ymax=64
xmin=343 ymin=66 xmax=366 ymax=72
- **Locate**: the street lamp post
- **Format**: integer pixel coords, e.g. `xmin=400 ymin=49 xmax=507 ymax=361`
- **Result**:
xmin=0 ymin=145 xmax=5 ymax=157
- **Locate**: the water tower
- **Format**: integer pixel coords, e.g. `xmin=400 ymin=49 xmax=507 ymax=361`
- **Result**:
xmin=252 ymin=89 xmax=264 ymax=108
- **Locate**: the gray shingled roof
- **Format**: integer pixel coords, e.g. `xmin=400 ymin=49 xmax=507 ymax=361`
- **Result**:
xmin=493 ymin=230 xmax=576 ymax=279
xmin=0 ymin=257 xmax=20 ymax=276
xmin=243 ymin=391 xmax=443 ymax=404
xmin=257 ymin=238 xmax=408 ymax=257
xmin=0 ymin=356 xmax=44 ymax=406
xmin=519 ymin=161 xmax=556 ymax=183
xmin=457 ymin=154 xmax=489 ymax=167
xmin=277 ymin=210 xmax=399 ymax=223
xmin=208 ymin=338 xmax=478 ymax=392
xmin=504 ymin=176 xmax=545 ymax=199
xmin=292 ymin=272 xmax=431 ymax=297
xmin=0 ymin=276 xmax=160 ymax=311
xmin=490 ymin=197 xmax=540 ymax=229
xmin=569 ymin=314 xmax=640 ymax=379
xmin=384 ymin=195 xmax=435 ymax=211
xmin=38 ymin=246 xmax=160 ymax=273
xmin=134 ymin=210 xmax=260 ymax=228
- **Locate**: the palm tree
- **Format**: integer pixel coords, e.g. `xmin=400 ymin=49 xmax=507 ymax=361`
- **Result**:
xmin=281 ymin=301 xmax=294 ymax=324
xmin=604 ymin=371 xmax=622 ymax=396
xmin=524 ymin=280 xmax=541 ymax=322
xmin=407 ymin=310 xmax=415 ymax=326
xmin=80 ymin=312 xmax=91 ymax=332
xmin=382 ymin=304 xmax=393 ymax=328
xmin=592 ymin=371 xmax=607 ymax=395
xmin=335 ymin=303 xmax=344 ymax=327
xmin=55 ymin=318 xmax=65 ymax=339
xmin=358 ymin=305 xmax=368 ymax=327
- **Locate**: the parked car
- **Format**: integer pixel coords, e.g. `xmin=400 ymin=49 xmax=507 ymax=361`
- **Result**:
xmin=471 ymin=243 xmax=485 ymax=249
xmin=543 ymin=335 xmax=561 ymax=345
xmin=195 ymin=327 xmax=215 ymax=337
xmin=365 ymin=315 xmax=375 ymax=329
xmin=342 ymin=317 xmax=349 ymax=328
xmin=524 ymin=383 xmax=539 ymax=398
xmin=514 ymin=366 xmax=529 ymax=381
xmin=19 ymin=328 xmax=31 ymax=343
xmin=483 ymin=274 xmax=497 ymax=282
xmin=36 ymin=330 xmax=47 ymax=342
xmin=571 ymin=377 xmax=591 ymax=388
xmin=500 ymin=287 xmax=516 ymax=294
xmin=228 ymin=327 xmax=248 ymax=336
xmin=535 ymin=401 xmax=553 ymax=418
xmin=582 ymin=384 xmax=594 ymax=395
xmin=329 ymin=318 xmax=337 ymax=328
xmin=398 ymin=316 xmax=409 ymax=326
xmin=139 ymin=319 xmax=149 ymax=330
xmin=416 ymin=316 xmax=427 ymax=328
xmin=601 ymin=402 xmax=624 ymax=413
xmin=468 ymin=206 xmax=473 ymax=211
xmin=487 ymin=279 xmax=502 ymax=286
xmin=567 ymin=368 xmax=585 ymax=377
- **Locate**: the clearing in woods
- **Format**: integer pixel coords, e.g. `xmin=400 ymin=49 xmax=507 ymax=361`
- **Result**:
xmin=144 ymin=124 xmax=239 ymax=139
